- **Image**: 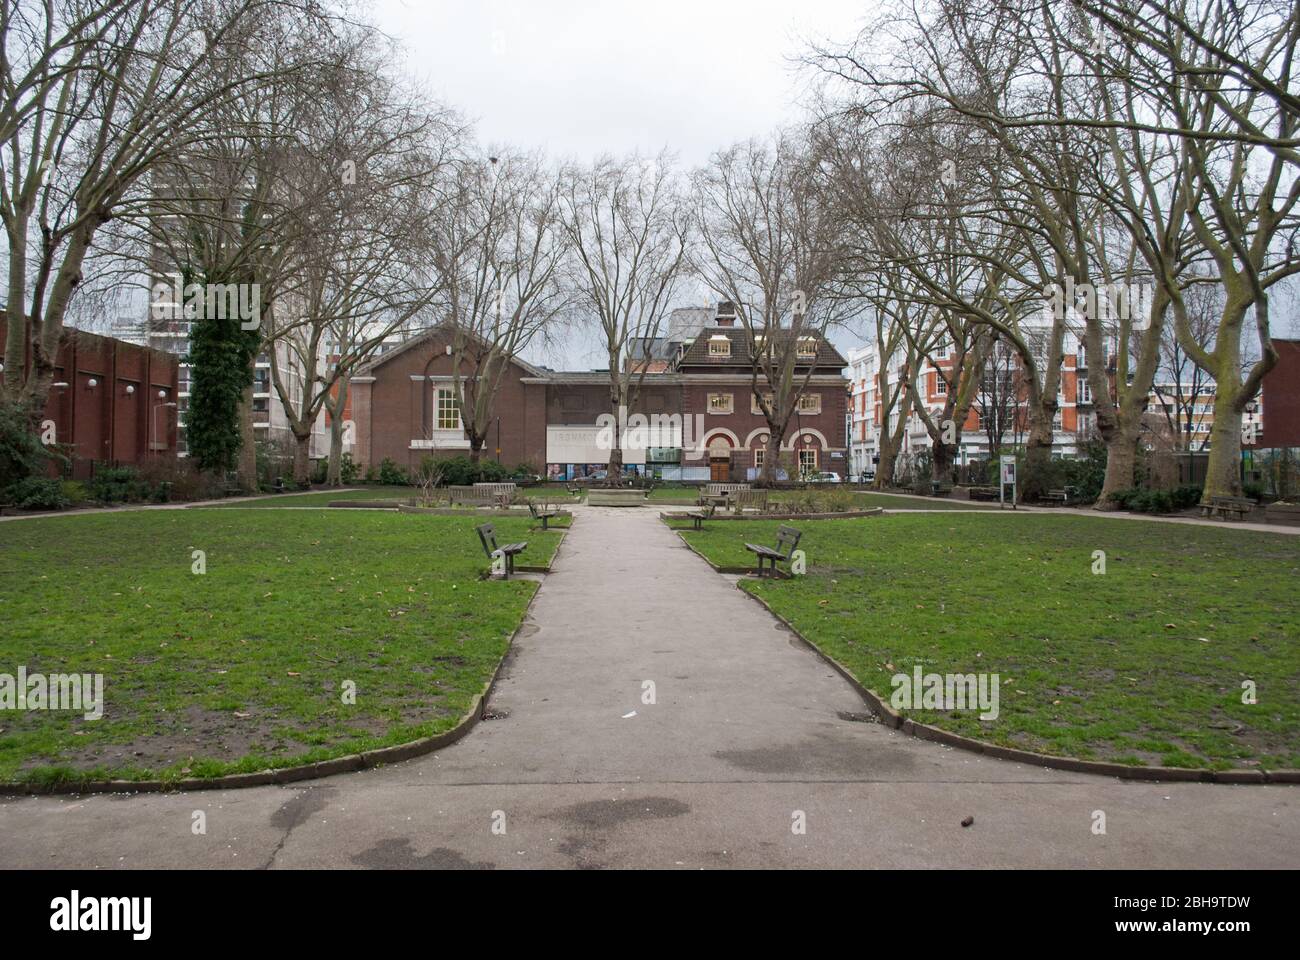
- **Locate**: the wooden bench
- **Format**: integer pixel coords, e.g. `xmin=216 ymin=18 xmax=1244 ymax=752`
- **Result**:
xmin=477 ymin=523 xmax=527 ymax=579
xmin=1040 ymin=486 xmax=1078 ymax=506
xmin=685 ymin=501 xmax=716 ymax=531
xmin=728 ymin=489 xmax=769 ymax=514
xmin=473 ymin=482 xmax=517 ymax=502
xmin=1201 ymin=495 xmax=1254 ymax=521
xmin=527 ymin=500 xmax=559 ymax=530
xmin=565 ymin=482 xmax=581 ymax=496
xmin=967 ymin=486 xmax=1000 ymax=502
xmin=222 ymin=471 xmax=244 ymax=497
xmin=744 ymin=525 xmax=802 ymax=578
xmin=705 ymin=482 xmax=750 ymax=498
xmin=449 ymin=485 xmax=496 ymax=507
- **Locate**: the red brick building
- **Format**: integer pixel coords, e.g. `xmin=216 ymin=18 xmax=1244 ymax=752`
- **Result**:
xmin=1259 ymin=338 xmax=1300 ymax=448
xmin=349 ymin=309 xmax=849 ymax=481
xmin=0 ymin=321 xmax=181 ymax=480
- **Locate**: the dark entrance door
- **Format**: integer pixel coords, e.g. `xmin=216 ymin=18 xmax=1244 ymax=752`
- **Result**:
xmin=710 ymin=457 xmax=730 ymax=482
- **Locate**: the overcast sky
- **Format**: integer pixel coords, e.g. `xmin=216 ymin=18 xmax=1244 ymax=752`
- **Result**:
xmin=372 ymin=0 xmax=867 ymax=166
xmin=370 ymin=0 xmax=870 ymax=367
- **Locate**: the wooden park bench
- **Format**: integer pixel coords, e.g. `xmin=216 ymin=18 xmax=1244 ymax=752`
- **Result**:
xmin=1040 ymin=486 xmax=1078 ymax=506
xmin=449 ymin=485 xmax=496 ymax=507
xmin=744 ymin=525 xmax=802 ymax=578
xmin=1201 ymin=495 xmax=1254 ymax=521
xmin=476 ymin=522 xmax=527 ymax=579
xmin=473 ymin=482 xmax=517 ymax=502
xmin=705 ymin=482 xmax=750 ymax=498
xmin=967 ymin=486 xmax=1000 ymax=501
xmin=527 ymin=500 xmax=559 ymax=530
xmin=222 ymin=471 xmax=244 ymax=497
xmin=685 ymin=501 xmax=716 ymax=531
xmin=565 ymin=482 xmax=582 ymax=496
xmin=728 ymin=489 xmax=769 ymax=514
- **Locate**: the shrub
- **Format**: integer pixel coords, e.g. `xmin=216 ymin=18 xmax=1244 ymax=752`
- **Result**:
xmin=59 ymin=480 xmax=88 ymax=505
xmin=377 ymin=457 xmax=407 ymax=485
xmin=1062 ymin=440 xmax=1107 ymax=503
xmin=7 ymin=476 xmax=70 ymax=510
xmin=1110 ymin=488 xmax=1141 ymax=510
xmin=1243 ymin=481 xmax=1264 ymax=501
xmin=364 ymin=464 xmax=378 ymax=483
xmin=89 ymin=465 xmax=143 ymax=503
xmin=340 ymin=453 xmax=358 ymax=485
xmin=433 ymin=456 xmax=513 ymax=486
xmin=0 ymin=398 xmax=62 ymax=489
xmin=1171 ymin=485 xmax=1203 ymax=510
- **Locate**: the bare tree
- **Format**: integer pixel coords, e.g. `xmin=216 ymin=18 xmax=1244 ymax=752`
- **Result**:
xmin=693 ymin=132 xmax=849 ymax=486
xmin=429 ymin=147 xmax=567 ymax=465
xmin=559 ymin=151 xmax=690 ymax=480
xmin=0 ymin=0 xmax=308 ymax=428
xmin=262 ymin=35 xmax=458 ymax=484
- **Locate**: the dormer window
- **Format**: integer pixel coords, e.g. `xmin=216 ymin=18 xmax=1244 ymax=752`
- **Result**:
xmin=708 ymin=335 xmax=731 ymax=358
xmin=796 ymin=337 xmax=817 ymax=359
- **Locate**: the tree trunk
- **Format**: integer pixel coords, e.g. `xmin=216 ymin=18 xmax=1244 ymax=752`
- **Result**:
xmin=931 ymin=440 xmax=954 ymax=486
xmin=469 ymin=439 xmax=483 ymax=464
xmin=759 ymin=429 xmax=783 ymax=487
xmin=326 ymin=407 xmax=345 ymax=486
xmin=1202 ymin=386 xmax=1243 ymax=500
xmin=1022 ymin=413 xmax=1053 ymax=501
xmin=1096 ymin=432 xmax=1138 ymax=510
xmin=293 ymin=431 xmax=312 ymax=485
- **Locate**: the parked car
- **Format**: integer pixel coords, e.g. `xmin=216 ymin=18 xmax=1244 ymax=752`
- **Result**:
xmin=808 ymin=471 xmax=842 ymax=484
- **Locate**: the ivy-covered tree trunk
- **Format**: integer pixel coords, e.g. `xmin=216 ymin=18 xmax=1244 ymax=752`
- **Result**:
xmin=184 ymin=264 xmax=262 ymax=487
xmin=185 ymin=286 xmax=261 ymax=477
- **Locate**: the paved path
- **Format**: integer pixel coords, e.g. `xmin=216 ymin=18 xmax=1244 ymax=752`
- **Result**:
xmin=1 ymin=506 xmax=1296 ymax=869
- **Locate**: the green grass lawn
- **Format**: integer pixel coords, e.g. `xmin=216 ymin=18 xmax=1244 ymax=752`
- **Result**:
xmin=0 ymin=509 xmax=564 ymax=785
xmin=678 ymin=514 xmax=1299 ymax=770
xmin=649 ymin=486 xmax=996 ymax=510
xmin=211 ymin=486 xmax=414 ymax=508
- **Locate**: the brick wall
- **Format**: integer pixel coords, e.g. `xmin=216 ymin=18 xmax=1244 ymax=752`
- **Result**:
xmin=0 ymin=323 xmax=180 ymax=480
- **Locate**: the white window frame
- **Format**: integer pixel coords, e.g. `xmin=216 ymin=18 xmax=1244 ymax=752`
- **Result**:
xmin=708 ymin=336 xmax=731 ymax=358
xmin=798 ymin=448 xmax=818 ymax=475
xmin=797 ymin=392 xmax=821 ymax=414
xmin=796 ymin=337 xmax=818 ymax=359
xmin=708 ymin=392 xmax=734 ymax=415
xmin=436 ymin=387 xmax=462 ymax=431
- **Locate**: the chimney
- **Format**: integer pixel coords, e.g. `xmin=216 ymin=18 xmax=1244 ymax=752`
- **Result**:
xmin=715 ymin=301 xmax=736 ymax=326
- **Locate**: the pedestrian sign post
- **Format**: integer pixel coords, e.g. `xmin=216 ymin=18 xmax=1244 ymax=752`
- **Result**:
xmin=1000 ymin=455 xmax=1017 ymax=510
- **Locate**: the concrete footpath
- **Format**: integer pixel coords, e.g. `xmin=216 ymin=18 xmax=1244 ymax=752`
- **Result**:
xmin=1 ymin=506 xmax=1295 ymax=869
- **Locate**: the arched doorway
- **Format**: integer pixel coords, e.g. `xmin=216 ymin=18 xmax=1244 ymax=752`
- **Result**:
xmin=707 ymin=435 xmax=733 ymax=482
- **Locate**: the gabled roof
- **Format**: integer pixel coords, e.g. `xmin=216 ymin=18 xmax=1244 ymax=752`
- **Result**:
xmin=355 ymin=324 xmax=548 ymax=379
